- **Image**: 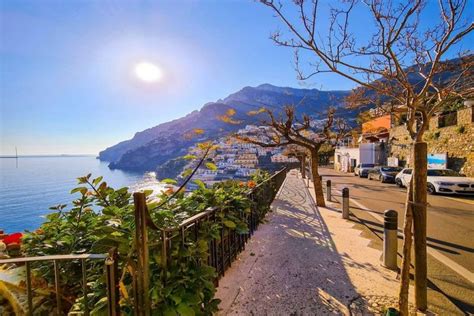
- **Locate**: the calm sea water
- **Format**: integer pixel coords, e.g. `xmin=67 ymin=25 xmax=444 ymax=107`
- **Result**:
xmin=0 ymin=156 xmax=164 ymax=233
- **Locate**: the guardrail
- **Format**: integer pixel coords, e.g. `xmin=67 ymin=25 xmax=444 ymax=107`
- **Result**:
xmin=0 ymin=168 xmax=287 ymax=315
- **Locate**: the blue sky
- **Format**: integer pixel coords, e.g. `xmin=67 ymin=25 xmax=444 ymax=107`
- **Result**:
xmin=1 ymin=0 xmax=472 ymax=155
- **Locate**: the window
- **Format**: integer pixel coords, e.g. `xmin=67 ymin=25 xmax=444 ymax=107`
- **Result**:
xmin=381 ymin=167 xmax=402 ymax=172
xmin=438 ymin=111 xmax=457 ymax=128
xmin=427 ymin=169 xmax=461 ymax=177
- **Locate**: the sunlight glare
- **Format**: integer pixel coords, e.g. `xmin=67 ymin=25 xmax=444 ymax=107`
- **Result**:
xmin=134 ymin=62 xmax=162 ymax=82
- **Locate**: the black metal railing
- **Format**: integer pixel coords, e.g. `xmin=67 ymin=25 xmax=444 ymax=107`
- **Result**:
xmin=0 ymin=168 xmax=287 ymax=315
xmin=159 ymin=167 xmax=287 ymax=281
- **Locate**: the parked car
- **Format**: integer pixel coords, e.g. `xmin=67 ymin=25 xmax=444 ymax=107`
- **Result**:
xmin=354 ymin=163 xmax=375 ymax=177
xmin=395 ymin=168 xmax=474 ymax=195
xmin=368 ymin=166 xmax=403 ymax=183
xmin=395 ymin=168 xmax=411 ymax=187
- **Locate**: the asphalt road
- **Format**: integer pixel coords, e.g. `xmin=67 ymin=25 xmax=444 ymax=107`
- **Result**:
xmin=318 ymin=167 xmax=474 ymax=314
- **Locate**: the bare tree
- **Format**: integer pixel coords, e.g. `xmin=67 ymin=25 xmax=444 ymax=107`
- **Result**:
xmin=236 ymin=106 xmax=348 ymax=207
xmin=259 ymin=0 xmax=473 ymax=313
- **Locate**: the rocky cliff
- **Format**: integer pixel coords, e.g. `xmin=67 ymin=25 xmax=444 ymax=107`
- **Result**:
xmin=99 ymin=84 xmax=353 ymax=172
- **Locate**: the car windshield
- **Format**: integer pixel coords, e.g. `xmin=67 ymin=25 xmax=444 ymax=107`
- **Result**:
xmin=427 ymin=169 xmax=461 ymax=177
xmin=361 ymin=164 xmax=375 ymax=168
xmin=381 ymin=167 xmax=402 ymax=172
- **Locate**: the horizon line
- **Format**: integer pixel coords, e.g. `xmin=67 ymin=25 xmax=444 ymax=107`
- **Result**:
xmin=0 ymin=154 xmax=97 ymax=158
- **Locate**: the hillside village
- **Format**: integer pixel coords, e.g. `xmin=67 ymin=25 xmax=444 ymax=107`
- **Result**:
xmin=180 ymin=125 xmax=299 ymax=188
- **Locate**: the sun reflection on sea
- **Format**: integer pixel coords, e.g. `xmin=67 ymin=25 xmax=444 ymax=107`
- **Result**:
xmin=128 ymin=172 xmax=171 ymax=197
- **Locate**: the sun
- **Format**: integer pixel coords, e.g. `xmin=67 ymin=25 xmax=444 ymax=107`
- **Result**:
xmin=134 ymin=62 xmax=162 ymax=82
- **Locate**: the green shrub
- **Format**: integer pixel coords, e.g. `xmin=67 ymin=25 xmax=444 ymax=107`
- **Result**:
xmin=456 ymin=125 xmax=466 ymax=134
xmin=426 ymin=131 xmax=441 ymax=141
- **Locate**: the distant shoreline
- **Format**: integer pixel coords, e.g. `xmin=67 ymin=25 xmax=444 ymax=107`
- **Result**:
xmin=0 ymin=154 xmax=96 ymax=158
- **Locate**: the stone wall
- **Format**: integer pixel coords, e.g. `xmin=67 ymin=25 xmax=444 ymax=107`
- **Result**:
xmin=389 ymin=107 xmax=474 ymax=177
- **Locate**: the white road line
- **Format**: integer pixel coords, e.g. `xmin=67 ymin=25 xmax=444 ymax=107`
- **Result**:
xmin=332 ymin=188 xmax=474 ymax=284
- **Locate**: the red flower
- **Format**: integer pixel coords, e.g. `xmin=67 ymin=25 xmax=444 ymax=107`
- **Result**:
xmin=3 ymin=233 xmax=23 ymax=245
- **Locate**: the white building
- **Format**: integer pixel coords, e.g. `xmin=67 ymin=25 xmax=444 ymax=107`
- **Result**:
xmin=335 ymin=143 xmax=386 ymax=172
xmin=271 ymin=154 xmax=299 ymax=163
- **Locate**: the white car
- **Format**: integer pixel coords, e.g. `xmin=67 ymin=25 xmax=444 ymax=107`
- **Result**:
xmin=395 ymin=168 xmax=474 ymax=195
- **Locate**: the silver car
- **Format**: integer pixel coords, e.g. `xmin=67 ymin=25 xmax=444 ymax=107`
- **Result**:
xmin=354 ymin=163 xmax=375 ymax=178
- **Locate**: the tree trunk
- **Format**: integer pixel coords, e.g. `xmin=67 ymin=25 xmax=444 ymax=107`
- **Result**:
xmin=310 ymin=149 xmax=325 ymax=207
xmin=412 ymin=142 xmax=428 ymax=311
xmin=399 ymin=176 xmax=414 ymax=316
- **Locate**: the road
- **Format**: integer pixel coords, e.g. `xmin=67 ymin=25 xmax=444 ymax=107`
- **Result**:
xmin=318 ymin=167 xmax=474 ymax=314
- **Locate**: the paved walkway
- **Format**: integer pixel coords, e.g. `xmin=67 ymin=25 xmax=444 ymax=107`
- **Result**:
xmin=216 ymin=170 xmax=414 ymax=315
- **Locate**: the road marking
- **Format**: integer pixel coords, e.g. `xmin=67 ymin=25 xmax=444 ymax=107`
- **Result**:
xmin=332 ymin=188 xmax=474 ymax=284
xmin=443 ymin=196 xmax=474 ymax=206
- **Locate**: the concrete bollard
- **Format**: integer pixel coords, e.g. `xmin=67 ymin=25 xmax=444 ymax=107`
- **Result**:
xmin=326 ymin=180 xmax=332 ymax=201
xmin=383 ymin=210 xmax=398 ymax=270
xmin=342 ymin=188 xmax=349 ymax=219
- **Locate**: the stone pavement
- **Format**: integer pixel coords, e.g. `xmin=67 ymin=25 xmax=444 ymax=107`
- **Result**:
xmin=215 ymin=170 xmax=415 ymax=315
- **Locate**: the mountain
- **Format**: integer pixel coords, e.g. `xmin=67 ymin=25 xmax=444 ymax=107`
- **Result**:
xmin=99 ymin=55 xmax=472 ymax=175
xmin=99 ymin=84 xmax=353 ymax=173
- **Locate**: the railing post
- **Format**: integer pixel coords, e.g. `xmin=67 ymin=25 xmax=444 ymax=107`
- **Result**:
xmin=105 ymin=248 xmax=120 ymax=316
xmin=81 ymin=258 xmax=90 ymax=316
xmin=326 ymin=180 xmax=332 ymax=201
xmin=53 ymin=259 xmax=62 ymax=316
xmin=133 ymin=192 xmax=150 ymax=316
xmin=25 ymin=261 xmax=33 ymax=316
xmin=383 ymin=210 xmax=398 ymax=270
xmin=342 ymin=188 xmax=349 ymax=219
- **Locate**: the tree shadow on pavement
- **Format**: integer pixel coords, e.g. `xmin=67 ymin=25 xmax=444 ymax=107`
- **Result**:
xmin=218 ymin=174 xmax=373 ymax=315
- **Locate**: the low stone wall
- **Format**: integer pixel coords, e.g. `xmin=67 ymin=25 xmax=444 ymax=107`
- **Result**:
xmin=389 ymin=107 xmax=474 ymax=177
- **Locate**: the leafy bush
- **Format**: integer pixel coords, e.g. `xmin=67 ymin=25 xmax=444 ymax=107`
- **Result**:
xmin=425 ymin=130 xmax=441 ymax=141
xmin=22 ymin=173 xmax=270 ymax=315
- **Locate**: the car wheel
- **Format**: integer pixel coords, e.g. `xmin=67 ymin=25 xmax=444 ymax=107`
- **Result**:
xmin=427 ymin=183 xmax=436 ymax=195
xmin=395 ymin=179 xmax=403 ymax=188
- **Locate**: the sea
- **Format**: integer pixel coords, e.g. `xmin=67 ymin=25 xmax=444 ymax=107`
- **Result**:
xmin=0 ymin=156 xmax=165 ymax=233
